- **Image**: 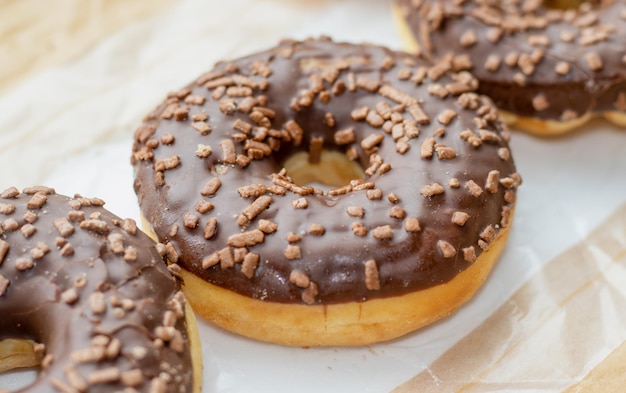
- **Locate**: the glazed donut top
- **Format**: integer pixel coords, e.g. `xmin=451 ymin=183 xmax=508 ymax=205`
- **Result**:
xmin=0 ymin=187 xmax=193 ymax=393
xmin=395 ymin=0 xmax=626 ymax=121
xmin=132 ymin=38 xmax=520 ymax=306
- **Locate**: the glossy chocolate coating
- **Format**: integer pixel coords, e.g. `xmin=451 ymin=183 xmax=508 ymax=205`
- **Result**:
xmin=0 ymin=187 xmax=193 ymax=392
xmin=132 ymin=38 xmax=519 ymax=305
xmin=394 ymin=0 xmax=626 ymax=121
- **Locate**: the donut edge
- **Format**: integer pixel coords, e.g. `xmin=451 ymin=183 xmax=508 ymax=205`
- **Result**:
xmin=148 ymin=207 xmax=515 ymax=347
xmin=391 ymin=3 xmax=626 ymax=135
xmin=185 ymin=301 xmax=204 ymax=393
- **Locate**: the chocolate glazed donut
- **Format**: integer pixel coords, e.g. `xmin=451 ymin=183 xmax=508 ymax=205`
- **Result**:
xmin=132 ymin=37 xmax=521 ymax=346
xmin=0 ymin=187 xmax=200 ymax=392
xmin=393 ymin=0 xmax=626 ymax=134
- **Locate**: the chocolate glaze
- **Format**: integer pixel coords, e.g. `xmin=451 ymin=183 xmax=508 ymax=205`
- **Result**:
xmin=394 ymin=0 xmax=626 ymax=121
xmin=0 ymin=187 xmax=193 ymax=392
xmin=131 ymin=38 xmax=519 ymax=305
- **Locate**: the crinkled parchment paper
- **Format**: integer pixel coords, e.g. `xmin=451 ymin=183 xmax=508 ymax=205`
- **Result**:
xmin=1 ymin=0 xmax=626 ymax=392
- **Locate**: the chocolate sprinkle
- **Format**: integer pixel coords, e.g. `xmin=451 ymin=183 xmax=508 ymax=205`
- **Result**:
xmin=0 ymin=189 xmax=194 ymax=392
xmin=131 ymin=38 xmax=518 ymax=306
xmin=395 ymin=0 xmax=626 ymax=124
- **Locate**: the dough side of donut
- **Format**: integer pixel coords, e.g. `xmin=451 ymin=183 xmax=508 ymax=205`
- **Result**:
xmin=391 ymin=3 xmax=421 ymax=55
xmin=185 ymin=302 xmax=204 ymax=393
xmin=0 ymin=339 xmax=42 ymax=373
xmin=148 ymin=215 xmax=512 ymax=346
xmin=392 ymin=1 xmax=626 ymax=135
xmin=499 ymin=111 xmax=593 ymax=136
xmin=603 ymin=111 xmax=626 ymax=128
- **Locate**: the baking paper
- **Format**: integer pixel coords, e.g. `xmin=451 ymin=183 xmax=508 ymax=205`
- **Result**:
xmin=1 ymin=0 xmax=626 ymax=392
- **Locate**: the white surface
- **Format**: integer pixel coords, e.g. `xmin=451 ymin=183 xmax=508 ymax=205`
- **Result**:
xmin=1 ymin=0 xmax=626 ymax=392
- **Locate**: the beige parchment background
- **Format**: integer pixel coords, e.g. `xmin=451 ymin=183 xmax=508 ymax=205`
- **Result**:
xmin=1 ymin=1 xmax=626 ymax=392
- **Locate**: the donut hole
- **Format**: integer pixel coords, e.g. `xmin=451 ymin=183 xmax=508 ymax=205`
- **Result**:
xmin=0 ymin=338 xmax=42 ymax=390
xmin=282 ymin=149 xmax=365 ymax=189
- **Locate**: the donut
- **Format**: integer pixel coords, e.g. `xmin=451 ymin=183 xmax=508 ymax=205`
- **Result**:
xmin=131 ymin=37 xmax=521 ymax=347
xmin=392 ymin=0 xmax=626 ymax=135
xmin=0 ymin=186 xmax=201 ymax=392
